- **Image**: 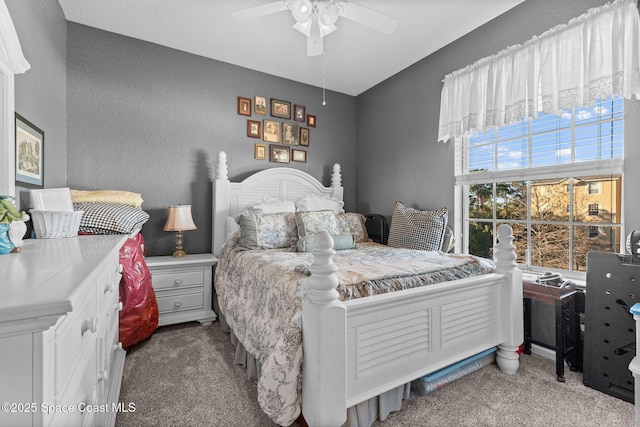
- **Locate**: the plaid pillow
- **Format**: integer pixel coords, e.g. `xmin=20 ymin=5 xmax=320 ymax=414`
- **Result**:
xmin=74 ymin=202 xmax=150 ymax=235
xmin=388 ymin=202 xmax=448 ymax=251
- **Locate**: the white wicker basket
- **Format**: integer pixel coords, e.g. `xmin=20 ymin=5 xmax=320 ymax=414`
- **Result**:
xmin=30 ymin=210 xmax=83 ymax=238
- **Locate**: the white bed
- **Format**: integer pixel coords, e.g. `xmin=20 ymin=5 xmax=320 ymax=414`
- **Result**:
xmin=212 ymin=151 xmax=523 ymax=426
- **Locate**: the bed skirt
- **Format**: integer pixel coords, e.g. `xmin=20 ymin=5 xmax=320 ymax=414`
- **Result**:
xmin=214 ymin=296 xmax=409 ymax=427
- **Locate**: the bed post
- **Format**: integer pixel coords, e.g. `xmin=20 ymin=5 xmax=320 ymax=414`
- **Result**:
xmin=212 ymin=151 xmax=230 ymax=256
xmin=302 ymin=231 xmax=347 ymax=427
xmin=331 ymin=163 xmax=344 ymax=203
xmin=494 ymin=224 xmax=523 ymax=375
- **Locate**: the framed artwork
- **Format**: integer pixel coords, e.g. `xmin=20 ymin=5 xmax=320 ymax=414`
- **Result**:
xmin=282 ymin=122 xmax=299 ymax=145
xmin=254 ymin=143 xmax=267 ymax=160
xmin=15 ymin=113 xmax=44 ymax=189
xmin=306 ymin=114 xmax=316 ymax=127
xmin=300 ymin=127 xmax=309 ymax=146
xmin=292 ymin=149 xmax=307 ymax=163
xmin=254 ymin=96 xmax=267 ymax=115
xmin=269 ymin=144 xmax=289 ymax=163
xmin=263 ymin=120 xmax=281 ymax=143
xmin=270 ymin=98 xmax=291 ymax=119
xmin=247 ymin=120 xmax=261 ymax=138
xmin=294 ymin=104 xmax=306 ymax=122
xmin=238 ymin=97 xmax=252 ymax=116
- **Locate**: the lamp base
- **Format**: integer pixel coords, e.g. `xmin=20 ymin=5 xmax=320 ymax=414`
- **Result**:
xmin=172 ymin=249 xmax=187 ymax=258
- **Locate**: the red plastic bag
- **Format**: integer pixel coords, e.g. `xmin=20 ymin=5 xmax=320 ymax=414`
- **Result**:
xmin=119 ymin=233 xmax=158 ymax=349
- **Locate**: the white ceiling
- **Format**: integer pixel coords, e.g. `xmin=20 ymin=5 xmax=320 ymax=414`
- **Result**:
xmin=58 ymin=0 xmax=525 ymax=96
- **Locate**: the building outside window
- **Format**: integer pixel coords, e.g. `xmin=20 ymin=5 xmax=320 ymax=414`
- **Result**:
xmin=457 ymin=96 xmax=623 ymax=278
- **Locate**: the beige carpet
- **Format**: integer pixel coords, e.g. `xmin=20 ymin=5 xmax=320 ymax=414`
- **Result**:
xmin=115 ymin=321 xmax=635 ymax=427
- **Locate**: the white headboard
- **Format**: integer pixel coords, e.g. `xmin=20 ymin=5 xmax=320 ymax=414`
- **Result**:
xmin=211 ymin=151 xmax=344 ymax=255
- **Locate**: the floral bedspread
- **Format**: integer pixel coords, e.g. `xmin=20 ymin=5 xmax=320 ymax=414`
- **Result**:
xmin=214 ymin=233 xmax=494 ymax=426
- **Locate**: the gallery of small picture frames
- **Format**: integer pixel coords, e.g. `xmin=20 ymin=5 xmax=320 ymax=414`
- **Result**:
xmin=237 ymin=96 xmax=315 ymax=164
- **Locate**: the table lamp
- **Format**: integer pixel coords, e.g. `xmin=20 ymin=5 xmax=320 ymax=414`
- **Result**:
xmin=164 ymin=205 xmax=197 ymax=257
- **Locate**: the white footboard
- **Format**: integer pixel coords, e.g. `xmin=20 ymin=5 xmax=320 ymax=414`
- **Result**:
xmin=302 ymin=225 xmax=522 ymax=427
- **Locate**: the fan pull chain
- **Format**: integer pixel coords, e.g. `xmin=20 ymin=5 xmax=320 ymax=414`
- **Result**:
xmin=322 ymin=41 xmax=327 ymax=106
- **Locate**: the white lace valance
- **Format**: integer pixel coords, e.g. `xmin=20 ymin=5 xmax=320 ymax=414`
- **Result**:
xmin=437 ymin=0 xmax=640 ymax=143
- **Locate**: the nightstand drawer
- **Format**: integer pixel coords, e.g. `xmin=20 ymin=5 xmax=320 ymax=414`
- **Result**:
xmin=151 ymin=269 xmax=204 ymax=290
xmin=156 ymin=292 xmax=204 ymax=313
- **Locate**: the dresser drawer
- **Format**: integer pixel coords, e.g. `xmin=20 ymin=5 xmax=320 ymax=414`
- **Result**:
xmin=151 ymin=269 xmax=204 ymax=290
xmin=54 ymin=285 xmax=98 ymax=398
xmin=156 ymin=292 xmax=204 ymax=313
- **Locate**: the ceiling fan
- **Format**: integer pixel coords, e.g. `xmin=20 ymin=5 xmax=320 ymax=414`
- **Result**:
xmin=230 ymin=0 xmax=398 ymax=56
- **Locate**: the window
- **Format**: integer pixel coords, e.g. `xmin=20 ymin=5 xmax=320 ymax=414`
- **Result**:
xmin=458 ymin=97 xmax=623 ymax=277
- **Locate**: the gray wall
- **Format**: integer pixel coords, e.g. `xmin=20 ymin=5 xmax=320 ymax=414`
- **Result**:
xmin=7 ymin=0 xmax=67 ymax=197
xmin=66 ymin=24 xmax=356 ymax=256
xmin=355 ymin=0 xmax=640 ymax=237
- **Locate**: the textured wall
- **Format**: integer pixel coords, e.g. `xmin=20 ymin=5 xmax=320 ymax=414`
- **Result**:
xmin=66 ymin=24 xmax=356 ymax=256
xmin=7 ymin=0 xmax=67 ymax=200
xmin=354 ymin=0 xmax=640 ymax=236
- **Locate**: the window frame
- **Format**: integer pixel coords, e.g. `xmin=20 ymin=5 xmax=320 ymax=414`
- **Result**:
xmin=454 ymin=97 xmax=625 ymax=281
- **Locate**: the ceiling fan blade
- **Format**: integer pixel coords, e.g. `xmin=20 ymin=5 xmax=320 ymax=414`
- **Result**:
xmin=230 ymin=1 xmax=288 ymax=21
xmin=340 ymin=1 xmax=398 ymax=34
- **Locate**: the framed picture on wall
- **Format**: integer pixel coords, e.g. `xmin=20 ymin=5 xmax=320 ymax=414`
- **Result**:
xmin=294 ymin=105 xmax=306 ymax=122
xmin=282 ymin=122 xmax=299 ymax=145
xmin=306 ymin=114 xmax=316 ymax=127
xmin=263 ymin=120 xmax=281 ymax=143
xmin=247 ymin=120 xmax=261 ymax=138
xmin=238 ymin=97 xmax=252 ymax=116
xmin=255 ymin=96 xmax=267 ymax=115
xmin=300 ymin=127 xmax=309 ymax=146
xmin=270 ymin=144 xmax=289 ymax=163
xmin=270 ymin=99 xmax=291 ymax=119
xmin=254 ymin=143 xmax=267 ymax=160
xmin=292 ymin=149 xmax=307 ymax=163
xmin=15 ymin=113 xmax=44 ymax=189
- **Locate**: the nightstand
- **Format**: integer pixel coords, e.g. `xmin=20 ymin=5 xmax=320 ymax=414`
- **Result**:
xmin=146 ymin=253 xmax=217 ymax=326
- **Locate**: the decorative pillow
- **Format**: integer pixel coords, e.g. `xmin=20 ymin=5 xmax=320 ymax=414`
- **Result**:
xmin=388 ymin=202 xmax=448 ymax=251
xmin=295 ymin=210 xmax=339 ymax=240
xmin=252 ymin=196 xmax=296 ymax=214
xmin=336 ymin=212 xmax=369 ymax=243
xmin=297 ymin=233 xmax=356 ymax=252
xmin=71 ymin=189 xmax=144 ymax=208
xmin=238 ymin=212 xmax=298 ymax=250
xmin=73 ymin=202 xmax=150 ymax=235
xmin=295 ymin=194 xmax=345 ymax=213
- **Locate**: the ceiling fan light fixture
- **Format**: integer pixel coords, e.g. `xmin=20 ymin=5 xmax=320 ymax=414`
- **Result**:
xmin=290 ymin=0 xmax=313 ymax=23
xmin=317 ymin=3 xmax=340 ymax=26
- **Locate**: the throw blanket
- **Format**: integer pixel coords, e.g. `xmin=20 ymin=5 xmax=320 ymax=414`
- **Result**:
xmin=214 ymin=234 xmax=494 ymax=425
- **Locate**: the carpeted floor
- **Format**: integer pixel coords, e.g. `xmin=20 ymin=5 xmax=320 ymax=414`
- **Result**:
xmin=115 ymin=321 xmax=635 ymax=427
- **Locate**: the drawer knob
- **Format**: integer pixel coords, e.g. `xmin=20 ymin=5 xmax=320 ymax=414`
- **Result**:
xmin=174 ymin=278 xmax=183 ymax=285
xmin=81 ymin=317 xmax=98 ymax=335
xmin=98 ymin=370 xmax=108 ymax=382
xmin=174 ymin=301 xmax=183 ymax=308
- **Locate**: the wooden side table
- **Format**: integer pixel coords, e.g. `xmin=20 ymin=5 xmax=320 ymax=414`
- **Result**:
xmin=146 ymin=253 xmax=217 ymax=326
xmin=523 ymin=280 xmax=580 ymax=381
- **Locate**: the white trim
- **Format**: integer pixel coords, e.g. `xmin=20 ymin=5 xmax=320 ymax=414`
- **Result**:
xmin=0 ymin=0 xmax=31 ymax=198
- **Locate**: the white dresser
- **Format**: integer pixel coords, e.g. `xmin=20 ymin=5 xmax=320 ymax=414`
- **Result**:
xmin=0 ymin=235 xmax=128 ymax=427
xmin=145 ymin=254 xmax=217 ymax=326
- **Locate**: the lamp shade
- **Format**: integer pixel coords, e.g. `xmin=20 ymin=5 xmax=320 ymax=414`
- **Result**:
xmin=290 ymin=0 xmax=313 ymax=23
xmin=164 ymin=205 xmax=197 ymax=232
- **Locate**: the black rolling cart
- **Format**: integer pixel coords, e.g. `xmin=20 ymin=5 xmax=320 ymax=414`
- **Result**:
xmin=583 ymin=251 xmax=638 ymax=403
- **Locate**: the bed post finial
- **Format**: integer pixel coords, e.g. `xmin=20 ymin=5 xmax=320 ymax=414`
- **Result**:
xmin=302 ymin=231 xmax=347 ymax=426
xmin=216 ymin=151 xmax=228 ymax=180
xmin=331 ymin=163 xmax=342 ymax=188
xmin=494 ymin=224 xmax=523 ymax=375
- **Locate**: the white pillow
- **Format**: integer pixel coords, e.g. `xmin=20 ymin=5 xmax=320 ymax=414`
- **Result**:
xmin=295 ymin=194 xmax=344 ymax=213
xmin=225 ymin=216 xmax=240 ymax=240
xmin=252 ymin=196 xmax=296 ymax=213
